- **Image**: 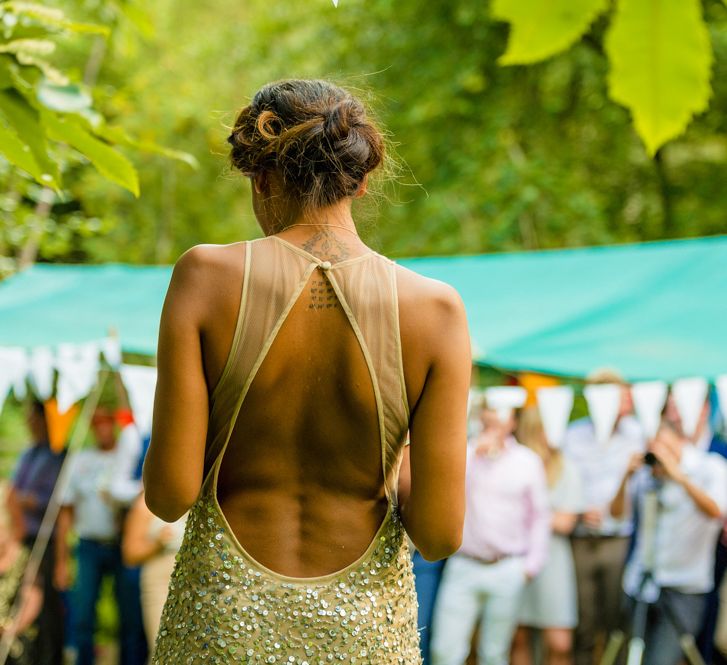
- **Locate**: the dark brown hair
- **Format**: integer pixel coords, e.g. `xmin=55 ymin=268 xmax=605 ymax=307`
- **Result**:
xmin=227 ymin=80 xmax=385 ymax=209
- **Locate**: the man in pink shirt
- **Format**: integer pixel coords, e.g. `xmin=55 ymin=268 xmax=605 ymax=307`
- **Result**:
xmin=431 ymin=395 xmax=551 ymax=665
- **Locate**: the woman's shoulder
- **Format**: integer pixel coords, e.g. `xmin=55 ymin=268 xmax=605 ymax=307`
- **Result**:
xmin=173 ymin=241 xmax=248 ymax=272
xmin=170 ymin=242 xmax=249 ymax=290
xmin=393 ymin=261 xmax=465 ymax=316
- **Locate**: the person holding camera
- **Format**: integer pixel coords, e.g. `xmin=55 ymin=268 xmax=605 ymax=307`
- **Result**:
xmin=611 ymin=420 xmax=727 ymax=665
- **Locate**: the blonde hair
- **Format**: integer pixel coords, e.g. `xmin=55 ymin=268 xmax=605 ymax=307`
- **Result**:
xmin=516 ymin=407 xmax=563 ymax=488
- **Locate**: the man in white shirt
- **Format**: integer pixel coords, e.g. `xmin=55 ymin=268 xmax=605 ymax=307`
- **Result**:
xmin=611 ymin=420 xmax=727 ymax=665
xmin=55 ymin=406 xmax=147 ymax=665
xmin=561 ymin=370 xmax=645 ymax=665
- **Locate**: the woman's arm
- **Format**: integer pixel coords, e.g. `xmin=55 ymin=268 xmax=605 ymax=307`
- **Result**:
xmin=143 ymin=247 xmax=212 ymax=521
xmin=400 ymin=282 xmax=471 ymax=561
xmin=123 ymin=494 xmax=166 ymax=566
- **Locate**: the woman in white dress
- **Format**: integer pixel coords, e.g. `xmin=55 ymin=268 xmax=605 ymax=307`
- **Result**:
xmin=511 ymin=407 xmax=584 ymax=665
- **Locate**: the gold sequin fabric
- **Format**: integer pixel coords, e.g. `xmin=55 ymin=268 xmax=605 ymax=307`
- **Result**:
xmin=152 ymin=488 xmax=421 ymax=664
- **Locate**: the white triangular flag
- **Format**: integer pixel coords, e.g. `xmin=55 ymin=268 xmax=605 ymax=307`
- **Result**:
xmin=484 ymin=386 xmax=527 ymax=423
xmin=584 ymin=383 xmax=621 ymax=445
xmin=0 ymin=347 xmax=29 ymax=401
xmin=632 ymin=381 xmax=668 ymax=440
xmin=672 ymin=377 xmax=708 ymax=439
xmin=101 ymin=337 xmax=122 ymax=369
xmin=536 ymin=386 xmax=574 ymax=449
xmin=120 ymin=364 xmax=158 ymax=437
xmin=0 ymin=371 xmax=12 ymax=416
xmin=332 ymin=0 xmax=339 ymax=6
xmin=28 ymin=346 xmax=55 ymax=400
xmin=717 ymin=375 xmax=727 ymax=428
xmin=56 ymin=342 xmax=100 ymax=414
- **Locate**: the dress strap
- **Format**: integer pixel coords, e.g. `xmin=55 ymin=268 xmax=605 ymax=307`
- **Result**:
xmin=211 ymin=241 xmax=251 ymax=403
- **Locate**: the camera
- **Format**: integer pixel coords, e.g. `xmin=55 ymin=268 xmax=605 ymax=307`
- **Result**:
xmin=643 ymin=452 xmax=658 ymax=466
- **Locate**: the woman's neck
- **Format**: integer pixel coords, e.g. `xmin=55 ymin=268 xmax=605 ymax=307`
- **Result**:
xmin=263 ymin=199 xmax=356 ymax=236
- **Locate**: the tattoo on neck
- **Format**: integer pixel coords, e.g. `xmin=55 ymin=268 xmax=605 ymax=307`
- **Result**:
xmin=301 ymin=228 xmax=351 ymax=262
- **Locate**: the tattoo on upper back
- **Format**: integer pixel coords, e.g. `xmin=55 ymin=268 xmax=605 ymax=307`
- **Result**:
xmin=301 ymin=228 xmax=351 ymax=263
xmin=308 ymin=277 xmax=339 ymax=310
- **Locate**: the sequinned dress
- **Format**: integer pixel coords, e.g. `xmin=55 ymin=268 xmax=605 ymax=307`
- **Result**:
xmin=152 ymin=236 xmax=421 ymax=664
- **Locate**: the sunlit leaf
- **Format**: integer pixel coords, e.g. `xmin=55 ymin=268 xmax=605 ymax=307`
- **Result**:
xmin=493 ymin=0 xmax=608 ymax=65
xmin=0 ymin=39 xmax=56 ymax=57
xmin=37 ymin=81 xmax=93 ymax=112
xmin=3 ymin=2 xmax=110 ymax=35
xmin=605 ymin=0 xmax=713 ymax=156
xmin=44 ymin=112 xmax=140 ymax=196
xmin=0 ymin=89 xmax=59 ymax=187
xmin=0 ymin=111 xmax=45 ymax=182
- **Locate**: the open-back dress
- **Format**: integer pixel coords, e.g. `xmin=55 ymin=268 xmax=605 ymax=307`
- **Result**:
xmin=152 ymin=236 xmax=421 ymax=664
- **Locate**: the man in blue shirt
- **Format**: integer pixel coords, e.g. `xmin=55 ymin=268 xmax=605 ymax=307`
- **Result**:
xmin=6 ymin=400 xmax=66 ymax=665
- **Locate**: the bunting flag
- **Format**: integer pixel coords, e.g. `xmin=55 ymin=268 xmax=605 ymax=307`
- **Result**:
xmin=120 ymin=364 xmax=158 ymax=437
xmin=536 ymin=385 xmax=574 ymax=449
xmin=484 ymin=385 xmax=527 ymax=423
xmin=0 ymin=347 xmax=29 ymax=407
xmin=28 ymin=346 xmax=54 ymax=400
xmin=55 ymin=342 xmax=101 ymax=414
xmin=332 ymin=0 xmax=339 ymax=6
xmin=717 ymin=375 xmax=727 ymax=427
xmin=672 ymin=376 xmax=709 ymax=439
xmin=632 ymin=380 xmax=668 ymax=440
xmin=101 ymin=336 xmax=122 ymax=369
xmin=45 ymin=398 xmax=81 ymax=453
xmin=0 ymin=368 xmax=12 ymax=416
xmin=584 ymin=383 xmax=621 ymax=445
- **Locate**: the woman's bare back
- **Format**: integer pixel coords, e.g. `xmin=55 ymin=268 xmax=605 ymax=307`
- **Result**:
xmin=186 ymin=231 xmax=450 ymax=577
xmin=146 ymin=228 xmax=469 ymax=573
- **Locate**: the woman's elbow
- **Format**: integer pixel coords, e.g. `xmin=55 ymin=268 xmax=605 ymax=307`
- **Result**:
xmin=413 ymin=528 xmax=463 ymax=562
xmin=144 ymin=485 xmax=195 ymax=522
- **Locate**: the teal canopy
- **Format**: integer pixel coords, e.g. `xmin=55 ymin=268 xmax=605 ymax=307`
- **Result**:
xmin=1 ymin=236 xmax=725 ymax=381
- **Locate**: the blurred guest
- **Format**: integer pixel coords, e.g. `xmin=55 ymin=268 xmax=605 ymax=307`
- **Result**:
xmin=677 ymin=394 xmax=727 ymax=664
xmin=562 ymin=369 xmax=644 ymax=665
xmin=55 ymin=405 xmax=147 ymax=665
xmin=122 ymin=493 xmax=186 ymax=651
xmin=5 ymin=399 xmax=65 ymax=665
xmin=0 ymin=512 xmax=43 ymax=665
xmin=714 ymin=563 xmax=727 ymax=662
xmin=431 ymin=397 xmax=550 ymax=665
xmin=511 ymin=407 xmax=584 ymax=665
xmin=611 ymin=420 xmax=727 ymax=665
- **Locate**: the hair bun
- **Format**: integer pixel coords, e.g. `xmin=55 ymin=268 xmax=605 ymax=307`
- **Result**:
xmin=229 ymin=80 xmax=385 ymax=209
xmin=323 ymin=100 xmax=359 ymax=142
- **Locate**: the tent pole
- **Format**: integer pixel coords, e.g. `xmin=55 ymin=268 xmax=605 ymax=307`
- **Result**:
xmin=0 ymin=369 xmax=110 ymax=665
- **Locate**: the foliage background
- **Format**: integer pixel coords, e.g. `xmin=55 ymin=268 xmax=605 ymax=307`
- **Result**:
xmin=1 ymin=0 xmax=726 ymax=270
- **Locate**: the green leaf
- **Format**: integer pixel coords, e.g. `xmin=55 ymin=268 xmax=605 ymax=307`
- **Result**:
xmin=100 ymin=124 xmax=199 ymax=169
xmin=605 ymin=0 xmax=713 ymax=156
xmin=0 ymin=112 xmax=45 ymax=182
xmin=0 ymin=57 xmax=14 ymax=89
xmin=0 ymin=89 xmax=59 ymax=187
xmin=493 ymin=0 xmax=608 ymax=65
xmin=43 ymin=113 xmax=140 ymax=196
